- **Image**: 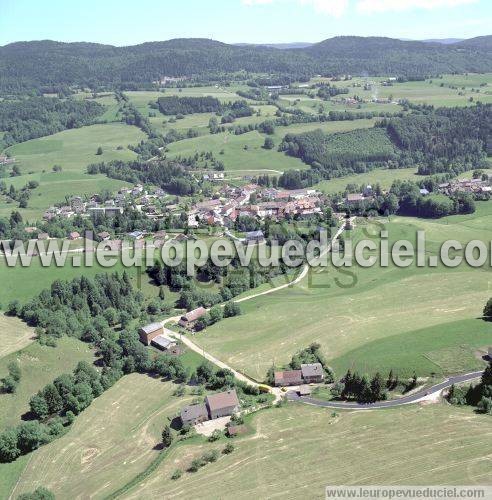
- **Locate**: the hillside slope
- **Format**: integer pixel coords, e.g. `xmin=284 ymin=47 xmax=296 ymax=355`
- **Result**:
xmin=0 ymin=36 xmax=491 ymax=92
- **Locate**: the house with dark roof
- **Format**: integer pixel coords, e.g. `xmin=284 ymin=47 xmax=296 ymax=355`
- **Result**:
xmin=301 ymin=363 xmax=324 ymax=383
xmin=178 ymin=307 xmax=207 ymax=329
xmin=274 ymin=370 xmax=303 ymax=387
xmin=205 ymin=390 xmax=240 ymax=419
xmin=180 ymin=403 xmax=209 ymax=426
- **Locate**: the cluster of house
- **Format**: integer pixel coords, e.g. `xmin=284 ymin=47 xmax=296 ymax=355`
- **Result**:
xmin=187 ymin=184 xmax=323 ymax=228
xmin=42 ymin=184 xmax=172 ymax=222
xmin=180 ymin=389 xmax=240 ymax=426
xmin=274 ymin=363 xmax=325 ymax=387
xmin=437 ymin=177 xmax=491 ymax=195
xmin=0 ymin=155 xmax=15 ymax=165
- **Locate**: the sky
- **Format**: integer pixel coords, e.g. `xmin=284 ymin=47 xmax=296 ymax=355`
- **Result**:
xmin=0 ymin=0 xmax=491 ymax=46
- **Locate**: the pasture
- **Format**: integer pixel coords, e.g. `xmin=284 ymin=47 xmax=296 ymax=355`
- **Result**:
xmin=11 ymin=375 xmax=195 ymax=500
xmin=315 ymin=167 xmax=419 ymax=194
xmin=1 ymin=123 xmax=144 ymax=219
xmin=193 ymin=205 xmax=492 ymax=381
xmin=0 ymin=315 xmax=36 ymax=359
xmin=124 ymin=403 xmax=492 ymax=499
xmin=0 ymin=256 xmax=159 ymax=306
xmin=0 ymin=337 xmax=95 ymax=430
xmin=165 ymin=118 xmax=378 ymax=174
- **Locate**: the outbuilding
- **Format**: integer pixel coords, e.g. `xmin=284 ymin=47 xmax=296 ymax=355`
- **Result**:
xmin=180 ymin=403 xmax=209 ymax=426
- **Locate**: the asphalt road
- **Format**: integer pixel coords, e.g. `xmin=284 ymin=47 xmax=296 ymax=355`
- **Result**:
xmin=287 ymin=371 xmax=485 ymax=410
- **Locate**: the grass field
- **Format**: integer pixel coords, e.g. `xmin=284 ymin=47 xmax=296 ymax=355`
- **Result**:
xmin=315 ymin=167 xmax=420 ymax=194
xmin=125 ymin=403 xmax=492 ymax=499
xmin=9 ymin=379 xmax=492 ymax=499
xmin=166 ymin=118 xmax=377 ymax=174
xmin=0 ymin=171 xmax=130 ymax=221
xmin=193 ymin=203 xmax=492 ymax=381
xmin=0 ymin=257 xmax=160 ymax=306
xmin=0 ymin=315 xmax=36 ymax=359
xmin=1 ymin=123 xmax=145 ymax=219
xmin=11 ymin=374 xmax=195 ymax=500
xmin=0 ymin=337 xmax=94 ymax=430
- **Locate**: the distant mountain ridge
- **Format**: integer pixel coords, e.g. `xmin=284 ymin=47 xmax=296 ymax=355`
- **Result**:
xmin=0 ymin=35 xmax=490 ymax=93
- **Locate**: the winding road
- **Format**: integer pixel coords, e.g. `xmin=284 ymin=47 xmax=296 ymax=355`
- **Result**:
xmin=286 ymin=371 xmax=484 ymax=410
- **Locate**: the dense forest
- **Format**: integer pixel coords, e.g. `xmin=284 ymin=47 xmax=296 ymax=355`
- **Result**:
xmin=1 ymin=36 xmax=492 ymax=92
xmin=279 ymin=104 xmax=492 ymax=187
xmin=87 ymin=159 xmax=199 ymax=195
xmin=157 ymin=96 xmax=253 ymax=119
xmin=0 ymin=97 xmax=105 ymax=147
xmin=157 ymin=96 xmax=222 ymax=115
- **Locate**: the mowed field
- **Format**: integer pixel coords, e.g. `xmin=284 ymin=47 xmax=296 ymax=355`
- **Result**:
xmin=8 ymin=381 xmax=492 ymax=499
xmin=315 ymin=167 xmax=420 ymax=194
xmin=11 ymin=374 xmax=195 ymax=500
xmin=0 ymin=256 xmax=161 ymax=306
xmin=0 ymin=337 xmax=95 ymax=430
xmin=193 ymin=203 xmax=492 ymax=381
xmin=126 ymin=404 xmax=492 ymax=499
xmin=1 ymin=123 xmax=145 ymax=219
xmin=0 ymin=315 xmax=36 ymax=359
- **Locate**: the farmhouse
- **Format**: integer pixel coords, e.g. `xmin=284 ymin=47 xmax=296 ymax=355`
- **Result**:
xmin=180 ymin=403 xmax=209 ymax=426
xmin=301 ymin=363 xmax=324 ymax=383
xmin=150 ymin=335 xmax=176 ymax=351
xmin=205 ymin=389 xmax=240 ymax=419
xmin=274 ymin=370 xmax=303 ymax=387
xmin=139 ymin=322 xmax=164 ymax=345
xmin=178 ymin=307 xmax=207 ymax=329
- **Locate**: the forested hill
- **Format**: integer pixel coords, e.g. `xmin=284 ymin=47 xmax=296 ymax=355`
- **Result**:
xmin=0 ymin=35 xmax=491 ymax=92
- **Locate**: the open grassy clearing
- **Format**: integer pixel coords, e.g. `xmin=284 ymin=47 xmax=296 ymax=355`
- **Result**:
xmin=0 ymin=337 xmax=94 ymax=430
xmin=0 ymin=315 xmax=36 ymax=359
xmin=5 ymin=123 xmax=144 ymax=176
xmin=11 ymin=374 xmax=195 ymax=500
xmin=166 ymin=129 xmax=306 ymax=172
xmin=0 ymin=171 xmax=129 ymax=221
xmin=122 ymin=403 xmax=492 ymax=500
xmin=165 ymin=118 xmax=378 ymax=173
xmin=193 ymin=204 xmax=492 ymax=381
xmin=1 ymin=123 xmax=144 ymax=219
xmin=315 ymin=167 xmax=420 ymax=194
xmin=0 ymin=257 xmax=160 ymax=306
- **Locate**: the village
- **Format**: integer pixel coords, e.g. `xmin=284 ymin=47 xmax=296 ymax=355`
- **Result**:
xmin=37 ymin=178 xmax=325 ymax=241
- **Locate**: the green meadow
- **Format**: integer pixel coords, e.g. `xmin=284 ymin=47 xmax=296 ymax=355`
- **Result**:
xmin=165 ymin=118 xmax=377 ymax=173
xmin=10 ymin=375 xmax=195 ymax=500
xmin=315 ymin=167 xmax=420 ymax=194
xmin=1 ymin=123 xmax=145 ymax=219
xmin=0 ymin=255 xmax=160 ymax=306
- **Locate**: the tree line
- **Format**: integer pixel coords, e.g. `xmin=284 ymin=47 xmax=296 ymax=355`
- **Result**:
xmin=0 ymin=96 xmax=105 ymax=148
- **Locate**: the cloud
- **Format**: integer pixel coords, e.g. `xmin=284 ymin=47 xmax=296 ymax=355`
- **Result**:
xmin=356 ymin=0 xmax=478 ymax=14
xmin=242 ymin=0 xmax=349 ymax=17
